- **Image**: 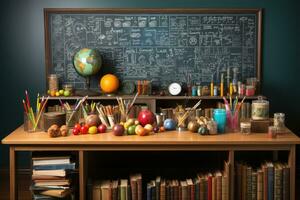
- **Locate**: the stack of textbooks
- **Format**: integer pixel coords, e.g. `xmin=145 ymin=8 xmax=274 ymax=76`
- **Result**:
xmin=30 ymin=156 xmax=76 ymax=200
xmin=235 ymin=162 xmax=290 ymax=200
xmin=91 ymin=174 xmax=142 ymax=200
xmin=147 ymin=162 xmax=230 ymax=200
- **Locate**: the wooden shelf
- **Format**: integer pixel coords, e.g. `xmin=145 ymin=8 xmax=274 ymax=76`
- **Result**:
xmin=2 ymin=125 xmax=299 ymax=200
xmin=47 ymin=95 xmax=264 ymax=100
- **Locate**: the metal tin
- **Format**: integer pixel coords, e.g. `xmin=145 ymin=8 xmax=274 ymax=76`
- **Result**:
xmin=251 ymin=96 xmax=269 ymax=120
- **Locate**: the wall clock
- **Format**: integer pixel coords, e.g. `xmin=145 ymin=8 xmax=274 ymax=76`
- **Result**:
xmin=168 ymin=83 xmax=182 ymax=96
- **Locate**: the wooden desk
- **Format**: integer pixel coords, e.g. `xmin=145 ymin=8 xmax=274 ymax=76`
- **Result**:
xmin=2 ymin=125 xmax=300 ymax=200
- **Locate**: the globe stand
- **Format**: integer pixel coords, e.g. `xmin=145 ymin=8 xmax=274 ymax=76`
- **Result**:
xmin=75 ymin=77 xmax=100 ymax=96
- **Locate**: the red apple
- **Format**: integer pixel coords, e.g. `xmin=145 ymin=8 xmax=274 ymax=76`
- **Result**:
xmin=113 ymin=124 xmax=124 ymax=136
xmin=74 ymin=123 xmax=81 ymax=131
xmin=137 ymin=109 xmax=155 ymax=126
xmin=72 ymin=128 xmax=80 ymax=135
xmin=80 ymin=125 xmax=89 ymax=134
xmin=97 ymin=124 xmax=107 ymax=133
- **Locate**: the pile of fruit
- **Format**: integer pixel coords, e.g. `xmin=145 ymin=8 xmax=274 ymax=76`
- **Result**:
xmin=48 ymin=89 xmax=71 ymax=97
xmin=187 ymin=116 xmax=217 ymax=135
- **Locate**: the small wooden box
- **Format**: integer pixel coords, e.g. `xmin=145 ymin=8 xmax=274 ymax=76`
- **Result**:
xmin=250 ymin=119 xmax=272 ymax=133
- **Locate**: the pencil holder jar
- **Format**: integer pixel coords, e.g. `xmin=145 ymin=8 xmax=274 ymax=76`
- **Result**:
xmin=213 ymin=109 xmax=226 ymax=133
xmin=66 ymin=109 xmax=79 ymax=128
xmin=226 ymin=110 xmax=240 ymax=132
xmin=24 ymin=112 xmax=43 ymax=132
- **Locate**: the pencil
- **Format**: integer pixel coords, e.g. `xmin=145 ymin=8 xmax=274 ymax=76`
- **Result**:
xmin=25 ymin=90 xmax=30 ymax=108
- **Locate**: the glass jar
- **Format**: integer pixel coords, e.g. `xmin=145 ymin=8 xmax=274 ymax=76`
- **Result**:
xmin=48 ymin=74 xmax=59 ymax=92
xmin=245 ymin=85 xmax=255 ymax=96
xmin=274 ymin=113 xmax=285 ymax=132
xmin=63 ymin=84 xmax=73 ymax=96
xmin=240 ymin=121 xmax=251 ymax=134
xmin=251 ymin=97 xmax=269 ymax=120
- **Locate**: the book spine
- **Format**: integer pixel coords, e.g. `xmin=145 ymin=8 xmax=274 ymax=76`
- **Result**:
xmin=251 ymin=172 xmax=257 ymax=200
xmin=246 ymin=167 xmax=252 ymax=200
xmin=221 ymin=176 xmax=228 ymax=200
xmin=130 ymin=180 xmax=137 ymax=200
xmin=152 ymin=186 xmax=156 ymax=200
xmin=267 ymin=166 xmax=274 ymax=200
xmin=242 ymin=165 xmax=247 ymax=200
xmin=274 ymin=167 xmax=282 ymax=200
xmin=212 ymin=177 xmax=216 ymax=200
xmin=199 ymin=179 xmax=204 ymax=200
xmin=160 ymin=184 xmax=165 ymax=200
xmin=147 ymin=186 xmax=152 ymax=200
xmin=263 ymin=166 xmax=268 ymax=200
xmin=236 ymin=164 xmax=242 ymax=200
xmin=174 ymin=183 xmax=179 ymax=200
xmin=137 ymin=178 xmax=142 ymax=200
xmin=207 ymin=176 xmax=212 ymax=200
xmin=32 ymin=163 xmax=75 ymax=170
xmin=282 ymin=166 xmax=290 ymax=200
xmin=203 ymin=179 xmax=208 ymax=200
xmin=257 ymin=171 xmax=263 ymax=200
xmin=216 ymin=176 xmax=222 ymax=200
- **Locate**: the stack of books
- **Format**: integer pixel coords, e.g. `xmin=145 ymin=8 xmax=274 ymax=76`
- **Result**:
xmin=30 ymin=156 xmax=76 ymax=200
xmin=91 ymin=174 xmax=142 ymax=200
xmin=235 ymin=162 xmax=290 ymax=200
xmin=147 ymin=162 xmax=230 ymax=200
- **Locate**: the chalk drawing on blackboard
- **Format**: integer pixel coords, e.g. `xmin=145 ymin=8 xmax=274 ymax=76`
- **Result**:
xmin=45 ymin=10 xmax=261 ymax=89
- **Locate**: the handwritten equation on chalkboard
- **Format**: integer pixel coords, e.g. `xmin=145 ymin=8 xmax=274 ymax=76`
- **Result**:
xmin=46 ymin=10 xmax=260 ymax=89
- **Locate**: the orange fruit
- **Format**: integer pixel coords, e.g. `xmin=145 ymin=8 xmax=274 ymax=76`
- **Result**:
xmin=100 ymin=74 xmax=119 ymax=93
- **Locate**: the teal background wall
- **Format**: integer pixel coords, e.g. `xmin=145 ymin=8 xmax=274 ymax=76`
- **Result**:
xmin=0 ymin=0 xmax=299 ymax=169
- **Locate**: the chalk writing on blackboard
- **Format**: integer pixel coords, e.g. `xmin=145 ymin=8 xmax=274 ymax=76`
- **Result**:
xmin=46 ymin=10 xmax=260 ymax=89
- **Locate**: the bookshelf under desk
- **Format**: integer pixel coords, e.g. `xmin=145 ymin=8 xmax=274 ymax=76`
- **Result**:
xmin=2 ymin=125 xmax=300 ymax=200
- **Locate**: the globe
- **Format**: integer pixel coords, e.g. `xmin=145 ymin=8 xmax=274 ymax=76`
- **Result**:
xmin=73 ymin=48 xmax=102 ymax=77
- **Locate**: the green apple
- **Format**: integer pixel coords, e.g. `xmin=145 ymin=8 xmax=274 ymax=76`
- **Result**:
xmin=64 ymin=90 xmax=70 ymax=97
xmin=127 ymin=125 xmax=137 ymax=135
xmin=59 ymin=89 xmax=64 ymax=95
xmin=88 ymin=126 xmax=98 ymax=134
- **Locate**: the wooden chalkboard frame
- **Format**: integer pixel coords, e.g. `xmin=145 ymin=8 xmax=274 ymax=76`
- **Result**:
xmin=44 ymin=8 xmax=262 ymax=90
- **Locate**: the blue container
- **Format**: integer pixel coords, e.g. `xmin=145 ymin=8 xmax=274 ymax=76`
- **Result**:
xmin=213 ymin=109 xmax=226 ymax=133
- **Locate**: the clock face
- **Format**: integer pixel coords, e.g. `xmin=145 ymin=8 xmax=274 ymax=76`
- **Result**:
xmin=168 ymin=83 xmax=182 ymax=96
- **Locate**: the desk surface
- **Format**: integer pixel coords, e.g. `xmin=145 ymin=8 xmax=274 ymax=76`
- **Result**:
xmin=2 ymin=125 xmax=300 ymax=145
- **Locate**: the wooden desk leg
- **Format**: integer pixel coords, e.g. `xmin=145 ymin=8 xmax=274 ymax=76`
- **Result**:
xmin=79 ymin=151 xmax=87 ymax=200
xmin=288 ymin=145 xmax=296 ymax=200
xmin=9 ymin=146 xmax=16 ymax=200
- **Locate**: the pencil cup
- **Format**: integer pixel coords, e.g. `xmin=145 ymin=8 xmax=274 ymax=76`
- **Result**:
xmin=213 ymin=109 xmax=226 ymax=133
xmin=107 ymin=115 xmax=115 ymax=127
xmin=66 ymin=109 xmax=79 ymax=128
xmin=226 ymin=111 xmax=239 ymax=132
xmin=24 ymin=112 xmax=43 ymax=132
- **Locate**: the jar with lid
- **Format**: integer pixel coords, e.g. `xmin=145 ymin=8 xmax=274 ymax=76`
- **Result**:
xmin=48 ymin=74 xmax=59 ymax=92
xmin=245 ymin=85 xmax=255 ymax=96
xmin=240 ymin=121 xmax=251 ymax=134
xmin=63 ymin=84 xmax=73 ymax=96
xmin=251 ymin=96 xmax=269 ymax=120
xmin=274 ymin=113 xmax=285 ymax=133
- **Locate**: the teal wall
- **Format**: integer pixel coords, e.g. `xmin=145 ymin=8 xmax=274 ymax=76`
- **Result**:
xmin=0 ymin=0 xmax=299 ymax=168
